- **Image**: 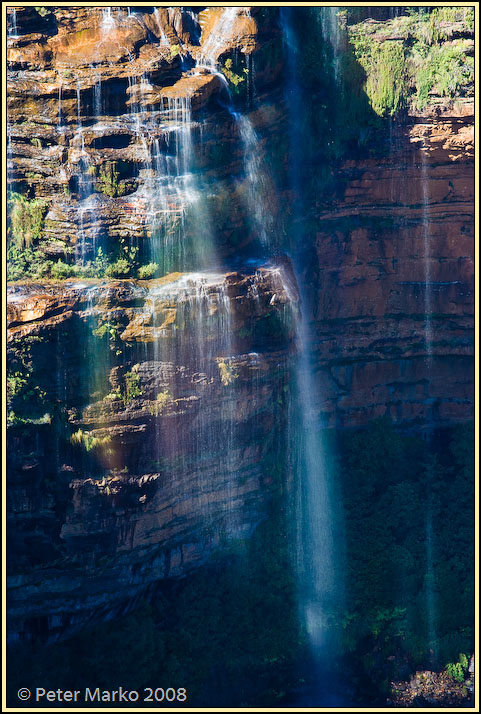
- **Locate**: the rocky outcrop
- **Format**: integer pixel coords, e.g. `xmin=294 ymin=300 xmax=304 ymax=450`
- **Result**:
xmin=7 ymin=266 xmax=297 ymax=643
xmin=389 ymin=662 xmax=474 ymax=707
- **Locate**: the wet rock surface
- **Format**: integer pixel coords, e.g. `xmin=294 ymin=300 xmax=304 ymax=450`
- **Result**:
xmin=7 ymin=267 xmax=297 ymax=643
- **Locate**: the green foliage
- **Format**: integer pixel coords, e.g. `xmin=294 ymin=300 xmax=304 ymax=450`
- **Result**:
xmin=222 ymin=57 xmax=248 ymax=90
xmin=446 ymin=653 xmax=469 ymax=682
xmin=148 ymin=390 xmax=170 ymax=415
xmin=349 ymin=34 xmax=406 ymax=116
xmin=338 ymin=419 xmax=474 ymax=681
xmin=124 ymin=366 xmax=142 ymax=401
xmin=104 ymin=257 xmax=131 ymax=278
xmin=412 ymin=42 xmax=474 ymax=109
xmin=7 ymin=239 xmax=155 ymax=283
xmin=7 ymin=192 xmax=48 ymax=249
xmin=70 ymin=429 xmax=112 ymax=453
xmin=7 ymin=335 xmax=47 ymax=425
xmin=348 ymin=8 xmax=474 ymax=116
xmin=92 ymin=317 xmax=122 ymax=350
xmin=50 ymin=259 xmax=76 ymax=279
xmin=169 ymin=44 xmax=180 ymax=59
xmin=138 ymin=262 xmax=158 ymax=280
xmin=96 ymin=161 xmax=129 ymax=197
xmin=217 ymin=358 xmax=238 ymax=386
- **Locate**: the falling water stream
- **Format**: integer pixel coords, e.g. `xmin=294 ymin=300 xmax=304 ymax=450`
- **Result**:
xmin=281 ymin=8 xmax=345 ymax=704
xmin=420 ymin=138 xmax=438 ymax=664
xmin=69 ymin=7 xmax=271 ymax=548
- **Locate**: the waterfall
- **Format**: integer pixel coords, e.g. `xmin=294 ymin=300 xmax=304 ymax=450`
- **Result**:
xmin=229 ymin=111 xmax=272 ymax=249
xmin=281 ymin=7 xmax=344 ymax=699
xmin=420 ymin=139 xmax=438 ymax=664
xmin=153 ymin=9 xmax=170 ymax=46
xmin=73 ymin=82 xmax=96 ymax=263
xmin=316 ymin=7 xmax=343 ymax=85
xmin=101 ymin=7 xmax=116 ymax=31
xmin=8 ymin=8 xmax=18 ymax=38
xmin=144 ymin=96 xmax=216 ymax=273
xmin=198 ymin=7 xmax=239 ymax=69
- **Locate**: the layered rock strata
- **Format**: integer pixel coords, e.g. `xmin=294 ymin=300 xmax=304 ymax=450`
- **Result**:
xmin=7 ymin=266 xmax=297 ymax=642
xmin=308 ymin=104 xmax=474 ymax=428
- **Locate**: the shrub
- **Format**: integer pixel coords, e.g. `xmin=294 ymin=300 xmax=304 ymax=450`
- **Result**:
xmin=7 ymin=192 xmax=48 ymax=249
xmin=105 ymin=258 xmax=131 ymax=278
xmin=124 ymin=366 xmax=142 ymax=401
xmin=217 ymin=358 xmax=238 ymax=386
xmin=138 ymin=262 xmax=158 ymax=280
xmin=222 ymin=58 xmax=247 ymax=88
xmin=148 ymin=390 xmax=170 ymax=415
xmin=70 ymin=429 xmax=112 ymax=453
xmin=413 ymin=43 xmax=474 ymax=109
xmin=446 ymin=653 xmax=469 ymax=683
xmin=50 ymin=260 xmax=76 ymax=279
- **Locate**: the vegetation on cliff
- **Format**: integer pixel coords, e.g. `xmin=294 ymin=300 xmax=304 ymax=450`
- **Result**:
xmin=337 ymin=419 xmax=474 ymax=695
xmin=348 ymin=7 xmax=474 ymax=116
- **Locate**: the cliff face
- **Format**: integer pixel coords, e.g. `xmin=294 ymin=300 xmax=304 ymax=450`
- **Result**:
xmin=7 ymin=6 xmax=474 ymax=644
xmin=309 ymin=101 xmax=474 ymax=428
xmin=7 ymin=6 xmax=283 ymax=266
xmin=7 ymin=268 xmax=297 ymax=642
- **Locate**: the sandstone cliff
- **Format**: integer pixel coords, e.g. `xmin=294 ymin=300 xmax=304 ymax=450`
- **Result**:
xmin=6 ymin=6 xmax=474 ymax=645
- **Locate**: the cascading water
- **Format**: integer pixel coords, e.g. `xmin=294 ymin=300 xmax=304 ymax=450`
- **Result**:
xmin=145 ymin=274 xmax=244 ymax=533
xmin=68 ymin=7 xmax=276 ymax=547
xmin=316 ymin=7 xmax=343 ymax=84
xmin=8 ymin=8 xmax=18 ymax=38
xmin=153 ymin=9 xmax=170 ymax=46
xmin=281 ymin=7 xmax=345 ymax=703
xmin=197 ymin=7 xmax=239 ymax=69
xmin=230 ymin=111 xmax=272 ymax=248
